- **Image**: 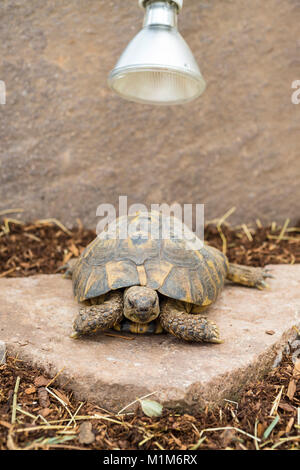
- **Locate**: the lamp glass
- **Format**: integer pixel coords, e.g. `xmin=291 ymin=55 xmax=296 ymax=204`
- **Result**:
xmin=110 ymin=67 xmax=203 ymax=105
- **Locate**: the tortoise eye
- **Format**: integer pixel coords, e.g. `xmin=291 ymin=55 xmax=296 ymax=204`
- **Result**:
xmin=128 ymin=298 xmax=134 ymax=307
xmin=152 ymin=299 xmax=157 ymax=307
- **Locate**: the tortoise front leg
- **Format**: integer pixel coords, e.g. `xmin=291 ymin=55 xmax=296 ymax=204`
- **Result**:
xmin=160 ymin=299 xmax=222 ymax=343
xmin=227 ymin=263 xmax=273 ymax=289
xmin=71 ymin=291 xmax=123 ymax=338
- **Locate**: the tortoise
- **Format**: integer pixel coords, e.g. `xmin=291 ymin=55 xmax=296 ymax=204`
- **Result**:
xmin=65 ymin=211 xmax=272 ymax=343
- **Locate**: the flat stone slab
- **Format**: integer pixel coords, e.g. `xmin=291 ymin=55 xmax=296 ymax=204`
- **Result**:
xmin=0 ymin=340 xmax=6 ymax=364
xmin=0 ymin=265 xmax=299 ymax=413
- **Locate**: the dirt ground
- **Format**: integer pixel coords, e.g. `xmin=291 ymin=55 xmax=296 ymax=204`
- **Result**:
xmin=0 ymin=214 xmax=299 ymax=450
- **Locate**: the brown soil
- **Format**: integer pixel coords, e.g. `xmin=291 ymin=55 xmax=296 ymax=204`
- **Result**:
xmin=0 ymin=218 xmax=299 ymax=278
xmin=0 ymin=217 xmax=299 ymax=450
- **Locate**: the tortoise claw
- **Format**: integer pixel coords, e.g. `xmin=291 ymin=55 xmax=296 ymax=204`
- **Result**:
xmin=256 ymin=269 xmax=274 ymax=288
xmin=209 ymin=337 xmax=224 ymax=344
xmin=263 ymin=272 xmax=274 ymax=279
xmin=70 ymin=331 xmax=80 ymax=339
xmin=257 ymin=282 xmax=269 ymax=290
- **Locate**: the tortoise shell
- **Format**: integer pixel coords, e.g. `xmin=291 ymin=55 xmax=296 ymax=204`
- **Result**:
xmin=72 ymin=211 xmax=229 ymax=306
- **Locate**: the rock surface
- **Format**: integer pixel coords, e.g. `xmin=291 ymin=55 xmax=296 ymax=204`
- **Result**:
xmin=0 ymin=265 xmax=299 ymax=412
xmin=0 ymin=0 xmax=300 ymax=227
xmin=0 ymin=340 xmax=6 ymax=364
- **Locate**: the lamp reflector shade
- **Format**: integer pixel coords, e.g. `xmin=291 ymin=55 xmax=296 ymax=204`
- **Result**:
xmin=108 ymin=2 xmax=206 ymax=105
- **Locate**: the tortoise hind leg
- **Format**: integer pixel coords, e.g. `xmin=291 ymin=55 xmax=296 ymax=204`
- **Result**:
xmin=59 ymin=258 xmax=79 ymax=279
xmin=71 ymin=291 xmax=123 ymax=338
xmin=227 ymin=263 xmax=273 ymax=289
xmin=160 ymin=299 xmax=222 ymax=343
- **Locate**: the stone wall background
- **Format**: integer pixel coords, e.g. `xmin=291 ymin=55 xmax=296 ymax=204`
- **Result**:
xmin=0 ymin=0 xmax=299 ymax=228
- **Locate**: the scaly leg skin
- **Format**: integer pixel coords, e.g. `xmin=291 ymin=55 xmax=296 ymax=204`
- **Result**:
xmin=71 ymin=291 xmax=123 ymax=338
xmin=160 ymin=299 xmax=222 ymax=343
xmin=227 ymin=263 xmax=274 ymax=289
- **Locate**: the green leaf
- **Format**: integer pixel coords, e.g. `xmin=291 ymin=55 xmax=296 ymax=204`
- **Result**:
xmin=263 ymin=415 xmax=280 ymax=440
xmin=140 ymin=399 xmax=163 ymax=417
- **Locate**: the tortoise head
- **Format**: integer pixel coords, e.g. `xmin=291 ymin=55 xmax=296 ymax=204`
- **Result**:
xmin=124 ymin=286 xmax=160 ymax=324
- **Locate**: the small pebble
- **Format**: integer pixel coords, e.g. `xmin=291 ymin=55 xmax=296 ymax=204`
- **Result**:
xmin=290 ymin=339 xmax=300 ymax=351
xmin=78 ymin=421 xmax=95 ymax=445
xmin=38 ymin=387 xmax=50 ymax=408
xmin=272 ymin=350 xmax=282 ymax=369
xmin=265 ymin=330 xmax=275 ymax=335
xmin=292 ymin=348 xmax=300 ymax=364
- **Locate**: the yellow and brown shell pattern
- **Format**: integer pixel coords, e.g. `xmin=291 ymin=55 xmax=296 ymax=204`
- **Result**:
xmin=72 ymin=211 xmax=229 ymax=308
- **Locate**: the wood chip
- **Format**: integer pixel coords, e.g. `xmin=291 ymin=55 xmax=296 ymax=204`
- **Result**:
xmin=51 ymin=388 xmax=71 ymax=407
xmin=34 ymin=376 xmax=49 ymax=387
xmin=40 ymin=408 xmax=52 ymax=418
xmin=286 ymin=359 xmax=300 ymax=400
xmin=285 ymin=417 xmax=294 ymax=433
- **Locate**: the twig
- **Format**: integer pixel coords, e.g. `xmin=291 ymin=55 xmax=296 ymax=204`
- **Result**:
xmin=15 ymin=424 xmax=69 ymax=433
xmin=241 ymin=224 xmax=253 ymax=242
xmin=271 ymin=435 xmax=300 ymax=450
xmin=217 ymin=207 xmax=237 ymax=227
xmin=138 ymin=435 xmax=154 ymax=447
xmin=0 ymin=267 xmax=19 ymax=278
xmin=34 ymin=218 xmax=72 ymax=236
xmin=154 ymin=441 xmax=165 ymax=450
xmin=0 ymin=420 xmax=11 ymax=429
xmin=0 ymin=209 xmax=24 ymax=217
xmin=286 ymin=227 xmax=300 ymax=233
xmin=190 ymin=436 xmax=206 ymax=450
xmin=92 ymin=414 xmax=132 ymax=427
xmin=267 ymin=234 xmax=299 ymax=242
xmin=11 ymin=376 xmax=21 ymax=424
xmin=24 ymin=233 xmax=42 ymax=242
xmin=33 ymin=443 xmax=87 ymax=450
xmin=15 ymin=406 xmax=38 ymax=421
xmin=37 ymin=414 xmax=51 ymax=425
xmin=271 ymin=222 xmax=277 ymax=232
xmin=63 ymin=402 xmax=84 ymax=430
xmin=269 ymin=386 xmax=284 ymax=417
xmin=277 ymin=218 xmax=290 ymax=243
xmin=117 ymin=391 xmax=158 ymax=415
xmin=45 ymin=387 xmax=73 ymax=421
xmin=254 ymin=420 xmax=260 ymax=450
xmin=216 ymin=207 xmax=236 ymax=254
xmin=217 ymin=226 xmax=228 ymax=255
xmin=201 ymin=426 xmax=261 ymax=442
xmin=46 ymin=367 xmax=65 ymax=388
